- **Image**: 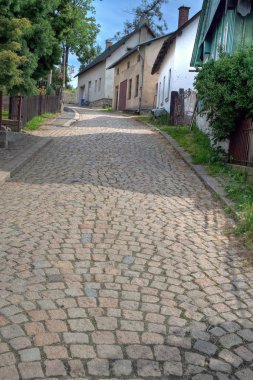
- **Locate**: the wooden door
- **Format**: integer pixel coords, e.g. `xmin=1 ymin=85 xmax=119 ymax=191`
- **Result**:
xmin=118 ymin=80 xmax=127 ymax=111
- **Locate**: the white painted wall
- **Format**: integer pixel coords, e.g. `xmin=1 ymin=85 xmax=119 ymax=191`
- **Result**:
xmin=156 ymin=15 xmax=200 ymax=113
xmin=78 ymin=62 xmax=105 ymax=103
xmin=77 ymin=27 xmax=153 ymax=103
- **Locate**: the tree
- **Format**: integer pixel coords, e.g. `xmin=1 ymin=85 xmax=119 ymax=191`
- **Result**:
xmin=0 ymin=16 xmax=32 ymax=94
xmin=194 ymin=47 xmax=253 ymax=141
xmin=52 ymin=0 xmax=100 ymax=83
xmin=0 ymin=0 xmax=100 ymax=94
xmin=115 ymin=0 xmax=168 ymax=39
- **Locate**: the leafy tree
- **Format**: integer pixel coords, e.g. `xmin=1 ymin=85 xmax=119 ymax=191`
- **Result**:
xmin=0 ymin=16 xmax=32 ymax=94
xmin=0 ymin=0 xmax=100 ymax=94
xmin=52 ymin=0 xmax=100 ymax=76
xmin=194 ymin=47 xmax=253 ymax=141
xmin=115 ymin=0 xmax=168 ymax=39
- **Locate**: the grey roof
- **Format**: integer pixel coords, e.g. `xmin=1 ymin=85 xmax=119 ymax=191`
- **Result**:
xmin=75 ymin=25 xmax=155 ymax=77
xmin=106 ymin=33 xmax=172 ymax=70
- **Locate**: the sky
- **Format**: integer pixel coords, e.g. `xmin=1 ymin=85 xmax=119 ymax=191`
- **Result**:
xmin=69 ymin=0 xmax=203 ymax=87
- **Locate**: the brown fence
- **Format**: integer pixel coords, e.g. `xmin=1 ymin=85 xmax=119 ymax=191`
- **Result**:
xmin=9 ymin=95 xmax=61 ymax=128
xmin=229 ymin=118 xmax=253 ymax=167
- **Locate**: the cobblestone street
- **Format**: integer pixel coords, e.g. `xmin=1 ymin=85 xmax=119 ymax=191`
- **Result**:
xmin=0 ymin=108 xmax=253 ymax=379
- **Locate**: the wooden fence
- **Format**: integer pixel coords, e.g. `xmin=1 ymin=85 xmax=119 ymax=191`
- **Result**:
xmin=9 ymin=95 xmax=61 ymax=129
xmin=229 ymin=118 xmax=253 ymax=167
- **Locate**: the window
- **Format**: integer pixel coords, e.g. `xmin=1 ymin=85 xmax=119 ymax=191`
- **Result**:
xmin=127 ymin=61 xmax=130 ymax=69
xmin=137 ymin=54 xmax=140 ymax=62
xmin=128 ymin=79 xmax=132 ymax=99
xmin=162 ymin=76 xmax=166 ymax=104
xmin=98 ymin=78 xmax=101 ymax=91
xmin=95 ymin=80 xmax=97 ymax=92
xmin=167 ymin=68 xmax=172 ymax=102
xmin=135 ymin=75 xmax=139 ymax=97
xmin=117 ymin=68 xmax=119 ymax=75
xmin=158 ymin=82 xmax=161 ymax=107
xmin=88 ymin=81 xmax=91 ymax=88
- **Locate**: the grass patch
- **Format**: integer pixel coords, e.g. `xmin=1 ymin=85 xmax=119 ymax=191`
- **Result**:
xmin=24 ymin=113 xmax=58 ymax=131
xmin=2 ymin=110 xmax=8 ymax=118
xmin=146 ymin=119 xmax=253 ymax=248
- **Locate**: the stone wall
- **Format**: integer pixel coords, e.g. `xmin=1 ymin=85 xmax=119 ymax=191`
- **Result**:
xmin=89 ymin=98 xmax=112 ymax=108
xmin=63 ymin=91 xmax=78 ymax=105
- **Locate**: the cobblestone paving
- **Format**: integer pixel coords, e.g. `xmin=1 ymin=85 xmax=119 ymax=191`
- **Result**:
xmin=0 ymin=108 xmax=253 ymax=380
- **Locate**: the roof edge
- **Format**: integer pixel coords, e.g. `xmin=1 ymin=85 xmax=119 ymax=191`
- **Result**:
xmin=151 ymin=10 xmax=201 ymax=75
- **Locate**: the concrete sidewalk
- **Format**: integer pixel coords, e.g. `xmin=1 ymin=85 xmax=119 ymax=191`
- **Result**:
xmin=0 ymin=106 xmax=78 ymax=185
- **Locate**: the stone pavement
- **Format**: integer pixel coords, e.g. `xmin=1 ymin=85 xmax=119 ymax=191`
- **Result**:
xmin=0 ymin=107 xmax=253 ymax=380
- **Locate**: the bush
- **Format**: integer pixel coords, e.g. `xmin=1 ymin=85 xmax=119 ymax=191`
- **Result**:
xmin=194 ymin=46 xmax=253 ymax=141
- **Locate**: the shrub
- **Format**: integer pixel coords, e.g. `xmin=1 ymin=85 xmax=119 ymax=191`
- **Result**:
xmin=194 ymin=46 xmax=253 ymax=141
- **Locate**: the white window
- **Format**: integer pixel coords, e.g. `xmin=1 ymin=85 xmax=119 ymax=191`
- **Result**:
xmin=167 ymin=68 xmax=172 ymax=103
xmin=162 ymin=76 xmax=166 ymax=104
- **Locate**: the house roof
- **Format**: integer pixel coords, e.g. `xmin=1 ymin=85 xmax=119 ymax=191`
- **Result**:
xmin=106 ymin=33 xmax=172 ymax=70
xmin=151 ymin=10 xmax=201 ymax=75
xmin=75 ymin=24 xmax=155 ymax=77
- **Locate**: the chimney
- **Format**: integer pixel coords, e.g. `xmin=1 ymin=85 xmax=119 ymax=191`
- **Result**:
xmin=106 ymin=40 xmax=112 ymax=49
xmin=178 ymin=6 xmax=190 ymax=28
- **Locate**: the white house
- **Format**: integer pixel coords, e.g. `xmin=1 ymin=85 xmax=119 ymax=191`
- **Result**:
xmin=152 ymin=7 xmax=201 ymax=121
xmin=76 ymin=23 xmax=155 ymax=107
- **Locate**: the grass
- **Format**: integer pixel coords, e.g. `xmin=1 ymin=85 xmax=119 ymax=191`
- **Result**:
xmin=24 ymin=113 xmax=58 ymax=131
xmin=2 ymin=110 xmax=8 ymax=118
xmin=141 ymin=116 xmax=253 ymax=248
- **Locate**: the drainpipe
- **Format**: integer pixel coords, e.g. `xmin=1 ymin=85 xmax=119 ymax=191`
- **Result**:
xmin=137 ymin=46 xmax=145 ymax=114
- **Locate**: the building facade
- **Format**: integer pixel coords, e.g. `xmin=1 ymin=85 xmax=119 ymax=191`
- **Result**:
xmin=76 ymin=25 xmax=155 ymax=107
xmin=191 ymin=0 xmax=253 ymax=67
xmin=191 ymin=0 xmax=253 ymax=157
xmin=152 ymin=7 xmax=201 ymax=120
xmin=109 ymin=35 xmax=168 ymax=112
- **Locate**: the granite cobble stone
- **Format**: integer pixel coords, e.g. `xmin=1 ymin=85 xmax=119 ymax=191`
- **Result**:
xmin=0 ymin=108 xmax=252 ymax=378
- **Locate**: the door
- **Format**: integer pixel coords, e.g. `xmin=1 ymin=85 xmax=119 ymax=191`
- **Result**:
xmin=118 ymin=80 xmax=127 ymax=111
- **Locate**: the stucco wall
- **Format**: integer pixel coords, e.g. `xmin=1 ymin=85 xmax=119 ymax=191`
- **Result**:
xmin=113 ymin=37 xmax=166 ymax=111
xmin=196 ymin=113 xmax=229 ymax=153
xmin=77 ymin=27 xmax=153 ymax=104
xmin=78 ymin=62 xmax=105 ymax=103
xmin=156 ymin=16 xmax=200 ymax=113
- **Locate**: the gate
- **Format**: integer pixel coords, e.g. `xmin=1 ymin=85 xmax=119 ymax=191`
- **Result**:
xmin=118 ymin=80 xmax=127 ymax=111
xmin=229 ymin=118 xmax=253 ymax=167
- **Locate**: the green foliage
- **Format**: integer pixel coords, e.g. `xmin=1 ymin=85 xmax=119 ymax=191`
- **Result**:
xmin=194 ymin=46 xmax=253 ymax=141
xmin=0 ymin=16 xmax=32 ymax=93
xmin=161 ymin=125 xmax=222 ymax=165
xmin=0 ymin=0 xmax=100 ymax=94
xmin=2 ymin=110 xmax=8 ymax=118
xmin=53 ymin=0 xmax=100 ymax=68
xmin=24 ymin=113 xmax=58 ymax=131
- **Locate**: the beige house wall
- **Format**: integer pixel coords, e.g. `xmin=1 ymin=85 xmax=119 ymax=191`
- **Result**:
xmin=77 ymin=26 xmax=154 ymax=106
xmin=112 ymin=37 xmax=166 ymax=111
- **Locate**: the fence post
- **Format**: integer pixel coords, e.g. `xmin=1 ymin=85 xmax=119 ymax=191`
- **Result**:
xmin=17 ymin=96 xmax=23 ymax=131
xmin=170 ymin=91 xmax=178 ymax=126
xmin=39 ymin=95 xmax=42 ymax=115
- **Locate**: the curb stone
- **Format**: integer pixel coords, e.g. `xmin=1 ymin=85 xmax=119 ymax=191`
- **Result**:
xmin=0 ymin=107 xmax=79 ymax=186
xmin=0 ymin=137 xmax=52 ymax=186
xmin=135 ymin=118 xmax=237 ymax=220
